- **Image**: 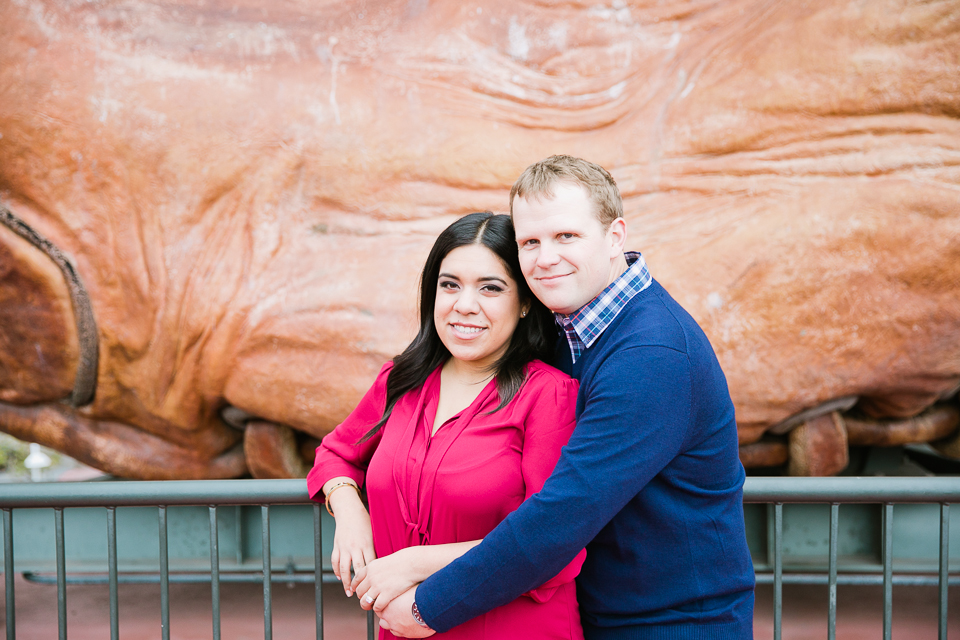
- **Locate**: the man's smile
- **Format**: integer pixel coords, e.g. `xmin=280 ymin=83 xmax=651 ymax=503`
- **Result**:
xmin=536 ymin=272 xmax=572 ymax=283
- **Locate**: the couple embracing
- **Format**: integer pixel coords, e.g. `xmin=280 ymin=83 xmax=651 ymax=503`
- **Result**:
xmin=307 ymin=155 xmax=755 ymax=640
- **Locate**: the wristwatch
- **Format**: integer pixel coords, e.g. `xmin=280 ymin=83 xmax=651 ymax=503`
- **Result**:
xmin=411 ymin=601 xmax=432 ymax=630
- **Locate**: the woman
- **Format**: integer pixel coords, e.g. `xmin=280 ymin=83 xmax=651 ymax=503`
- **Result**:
xmin=307 ymin=212 xmax=585 ymax=640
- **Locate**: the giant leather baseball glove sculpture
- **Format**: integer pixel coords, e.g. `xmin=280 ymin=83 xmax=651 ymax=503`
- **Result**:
xmin=1 ymin=0 xmax=958 ymax=478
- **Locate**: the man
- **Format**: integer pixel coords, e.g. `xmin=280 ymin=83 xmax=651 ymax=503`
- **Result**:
xmin=377 ymin=155 xmax=755 ymax=639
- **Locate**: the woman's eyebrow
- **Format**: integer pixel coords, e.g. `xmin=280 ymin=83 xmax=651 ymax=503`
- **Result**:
xmin=439 ymin=272 xmax=508 ymax=286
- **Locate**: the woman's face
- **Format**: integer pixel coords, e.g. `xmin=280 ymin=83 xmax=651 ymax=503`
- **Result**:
xmin=434 ymin=243 xmax=527 ymax=372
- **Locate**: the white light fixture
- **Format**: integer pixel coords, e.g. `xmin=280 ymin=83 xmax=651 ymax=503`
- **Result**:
xmin=24 ymin=443 xmax=52 ymax=482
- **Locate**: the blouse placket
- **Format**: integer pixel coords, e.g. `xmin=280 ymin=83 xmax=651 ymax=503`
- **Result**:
xmin=391 ymin=368 xmax=498 ymax=546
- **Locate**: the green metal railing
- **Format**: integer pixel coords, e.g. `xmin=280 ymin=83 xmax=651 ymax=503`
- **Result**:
xmin=0 ymin=479 xmax=373 ymax=640
xmin=743 ymin=477 xmax=959 ymax=640
xmin=2 ymin=477 xmax=958 ymax=639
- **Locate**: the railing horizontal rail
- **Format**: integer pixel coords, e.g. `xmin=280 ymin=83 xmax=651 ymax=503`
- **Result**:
xmin=754 ymin=573 xmax=960 ymax=586
xmin=2 ymin=477 xmax=959 ymax=510
xmin=742 ymin=477 xmax=960 ymax=503
xmin=22 ymin=570 xmax=957 ymax=587
xmin=21 ymin=571 xmax=339 ymax=585
xmin=0 ymin=479 xmax=309 ymax=509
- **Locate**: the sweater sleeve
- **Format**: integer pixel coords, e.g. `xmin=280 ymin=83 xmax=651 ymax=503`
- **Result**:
xmin=415 ymin=346 xmax=693 ymax=631
xmin=305 ymin=362 xmax=392 ymax=502
xmin=517 ymin=368 xmax=586 ymax=603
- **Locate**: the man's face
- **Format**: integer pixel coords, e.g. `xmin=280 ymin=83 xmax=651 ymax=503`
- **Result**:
xmin=513 ymin=183 xmax=620 ymax=315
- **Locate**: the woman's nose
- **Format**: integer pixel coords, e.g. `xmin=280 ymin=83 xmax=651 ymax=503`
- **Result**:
xmin=453 ymin=289 xmax=480 ymax=314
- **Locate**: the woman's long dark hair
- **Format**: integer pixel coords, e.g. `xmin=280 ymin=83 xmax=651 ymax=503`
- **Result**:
xmin=360 ymin=212 xmax=555 ymax=442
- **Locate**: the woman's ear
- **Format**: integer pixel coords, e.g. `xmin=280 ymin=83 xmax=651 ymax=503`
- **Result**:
xmin=520 ymin=301 xmax=531 ymax=318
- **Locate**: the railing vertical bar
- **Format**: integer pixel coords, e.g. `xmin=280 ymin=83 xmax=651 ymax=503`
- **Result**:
xmin=367 ymin=610 xmax=376 ymax=640
xmin=774 ymin=503 xmax=782 ymax=640
xmin=882 ymin=502 xmax=893 ymax=640
xmin=107 ymin=506 xmax=119 ymax=640
xmin=235 ymin=507 xmax=244 ymax=566
xmin=209 ymin=506 xmax=221 ymax=640
xmin=3 ymin=508 xmax=15 ymax=640
xmin=262 ymin=505 xmax=273 ymax=640
xmin=827 ymin=503 xmax=839 ymax=640
xmin=314 ymin=504 xmax=324 ymax=640
xmin=55 ymin=507 xmax=67 ymax=640
xmin=939 ymin=502 xmax=950 ymax=640
xmin=159 ymin=506 xmax=170 ymax=640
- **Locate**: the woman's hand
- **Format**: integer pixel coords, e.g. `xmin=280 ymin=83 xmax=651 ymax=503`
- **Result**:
xmin=325 ymin=479 xmax=375 ymax=596
xmin=352 ymin=547 xmax=426 ymax=613
xmin=351 ymin=539 xmax=481 ymax=613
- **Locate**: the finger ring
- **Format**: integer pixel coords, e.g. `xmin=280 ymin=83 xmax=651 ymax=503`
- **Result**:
xmin=364 ymin=595 xmax=375 ymax=604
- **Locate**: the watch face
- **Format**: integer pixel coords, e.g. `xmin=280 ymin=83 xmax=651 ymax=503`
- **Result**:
xmin=412 ymin=602 xmax=429 ymax=628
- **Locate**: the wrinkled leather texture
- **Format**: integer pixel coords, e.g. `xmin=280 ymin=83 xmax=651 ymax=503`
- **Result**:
xmin=1 ymin=0 xmax=958 ymax=478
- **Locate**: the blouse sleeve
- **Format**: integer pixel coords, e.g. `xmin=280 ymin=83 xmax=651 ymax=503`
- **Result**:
xmin=305 ymin=361 xmax=393 ymax=502
xmin=518 ymin=367 xmax=587 ymax=603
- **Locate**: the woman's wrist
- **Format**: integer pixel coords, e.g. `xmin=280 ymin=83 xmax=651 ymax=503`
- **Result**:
xmin=325 ymin=480 xmax=363 ymax=517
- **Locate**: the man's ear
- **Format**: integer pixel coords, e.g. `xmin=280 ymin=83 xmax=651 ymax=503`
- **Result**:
xmin=607 ymin=217 xmax=628 ymax=256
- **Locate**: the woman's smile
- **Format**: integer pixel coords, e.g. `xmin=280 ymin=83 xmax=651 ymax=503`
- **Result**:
xmin=450 ymin=323 xmax=486 ymax=337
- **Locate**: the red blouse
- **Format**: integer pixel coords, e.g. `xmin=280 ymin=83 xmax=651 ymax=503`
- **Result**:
xmin=308 ymin=360 xmax=585 ymax=640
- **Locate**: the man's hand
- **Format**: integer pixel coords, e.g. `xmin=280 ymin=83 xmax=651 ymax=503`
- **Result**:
xmin=377 ymin=586 xmax=435 ymax=638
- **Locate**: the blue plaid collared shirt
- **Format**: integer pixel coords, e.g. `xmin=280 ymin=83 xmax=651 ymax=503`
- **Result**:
xmin=556 ymin=252 xmax=652 ymax=363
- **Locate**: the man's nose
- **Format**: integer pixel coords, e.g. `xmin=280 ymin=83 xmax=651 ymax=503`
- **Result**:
xmin=535 ymin=243 xmax=561 ymax=269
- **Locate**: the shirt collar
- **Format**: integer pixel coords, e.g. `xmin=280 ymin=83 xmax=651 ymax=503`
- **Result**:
xmin=556 ymin=252 xmax=652 ymax=362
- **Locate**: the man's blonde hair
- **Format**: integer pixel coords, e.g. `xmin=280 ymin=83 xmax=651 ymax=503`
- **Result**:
xmin=509 ymin=155 xmax=623 ymax=228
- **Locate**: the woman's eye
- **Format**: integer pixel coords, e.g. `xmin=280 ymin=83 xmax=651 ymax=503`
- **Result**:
xmin=481 ymin=285 xmax=504 ymax=294
xmin=439 ymin=281 xmax=459 ymax=290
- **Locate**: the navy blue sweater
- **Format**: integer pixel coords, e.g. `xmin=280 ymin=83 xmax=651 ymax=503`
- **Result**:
xmin=416 ymin=280 xmax=755 ymax=639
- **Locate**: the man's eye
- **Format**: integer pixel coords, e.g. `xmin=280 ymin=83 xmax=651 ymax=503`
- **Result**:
xmin=521 ymin=239 xmax=538 ymax=248
xmin=559 ymin=233 xmax=575 ymax=240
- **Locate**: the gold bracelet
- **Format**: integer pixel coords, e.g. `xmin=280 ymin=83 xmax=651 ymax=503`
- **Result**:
xmin=324 ymin=481 xmax=361 ymax=517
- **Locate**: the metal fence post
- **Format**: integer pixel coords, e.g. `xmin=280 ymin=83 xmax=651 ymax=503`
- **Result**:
xmin=209 ymin=505 xmax=221 ymax=640
xmin=159 ymin=505 xmax=170 ymax=640
xmin=54 ymin=507 xmax=66 ymax=640
xmin=3 ymin=508 xmax=14 ymax=640
xmin=774 ymin=502 xmax=782 ymax=640
xmin=827 ymin=503 xmax=839 ymax=640
xmin=262 ymin=505 xmax=273 ymax=640
xmin=939 ymin=502 xmax=950 ymax=640
xmin=107 ymin=506 xmax=119 ymax=640
xmin=882 ymin=503 xmax=893 ymax=640
xmin=314 ymin=504 xmax=324 ymax=640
